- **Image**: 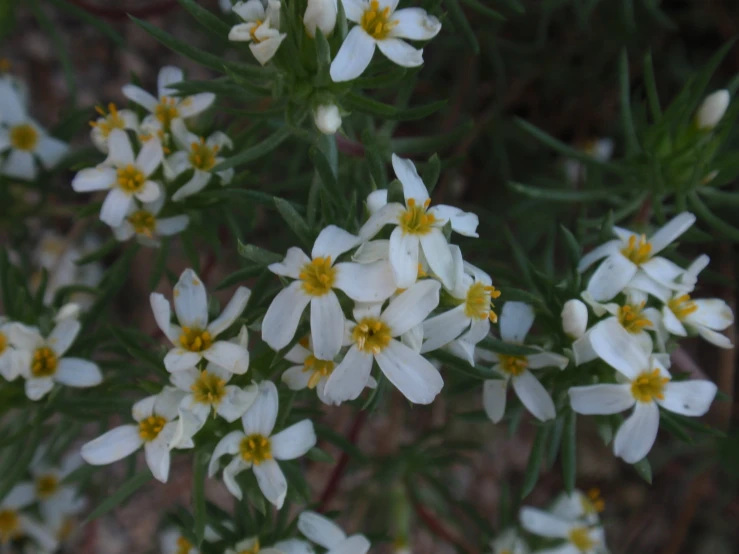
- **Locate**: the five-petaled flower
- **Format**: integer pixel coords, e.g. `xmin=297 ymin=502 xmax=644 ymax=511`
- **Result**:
xmin=228 ymin=0 xmax=287 ymax=66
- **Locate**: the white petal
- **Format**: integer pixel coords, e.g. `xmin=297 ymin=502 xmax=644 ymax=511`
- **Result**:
xmin=420 ymin=228 xmax=455 ymax=289
xmin=375 ymin=339 xmax=443 ymax=404
xmin=273 ymin=539 xmax=316 ymax=554
xmin=586 ymin=253 xmax=638 ymax=301
xmin=55 ymin=358 xmax=102 ymax=387
xmin=640 ymin=257 xmax=694 ymax=291
xmin=157 ymin=66 xmax=184 ymax=98
xmin=366 ymin=189 xmax=388 ymax=214
xmin=100 ymin=188 xmax=133 ymax=227
xmin=687 ymin=299 xmax=734 ymax=331
xmin=241 ymin=381 xmax=279 ymax=436
xmin=463 ymin=317 xmax=490 ymax=346
xmin=311 ymin=225 xmax=360 ymax=260
xmin=136 ymin=138 xmax=163 ymax=176
xmin=696 ymin=326 xmax=733 ymax=348
xmin=568 ymin=384 xmax=634 ymax=415
xmin=229 ymin=21 xmax=258 ymax=41
xmin=382 ymin=279 xmax=440 ymax=336
xmin=512 ymin=370 xmax=555 ymax=421
xmin=334 ymin=261 xmax=396 ymax=302
xmin=298 ymin=511 xmax=346 ymax=549
xmin=156 ymin=387 xmax=187 ymax=420
xmin=391 ymin=154 xmax=428 ymax=202
xmin=420 ymin=305 xmax=469 ymax=353
xmin=25 ymin=378 xmax=55 ymax=400
xmin=71 ymin=167 xmax=115 ymax=192
xmin=328 ymin=536 xmax=371 ymax=554
xmin=209 ymin=286 xmax=251 ymax=336
xmin=261 ymin=281 xmax=311 ymax=352
xmin=648 ymin=212 xmax=695 ymax=255
xmin=105 ymin=129 xmax=135 ymax=166
xmin=271 ymin=419 xmax=316 ymax=460
xmin=330 ymin=26 xmax=376 ymax=82
xmin=577 ymin=240 xmax=622 ymax=272
xmin=0 ymin=81 xmax=26 ymax=124
xmin=215 ymin=386 xmax=258 ymax=423
xmin=589 ymin=318 xmax=648 ymax=379
xmin=172 ymin=170 xmax=212 ymax=202
xmin=500 ymin=302 xmax=535 ymax=343
xmin=174 ymin=268 xmax=209 ymax=328
xmin=627 ymin=271 xmax=671 ymax=302
xmin=132 ymin=395 xmax=156 ymax=421
xmin=389 ymin=8 xmax=442 ymax=40
xmin=613 ymin=401 xmax=660 ymax=463
xmin=234 ymin=0 xmax=266 ymax=21
xmin=2 ymin=149 xmax=36 ymax=179
xmin=358 ymin=203 xmax=404 ymax=241
xmin=661 ymin=306 xmax=687 ymax=336
xmin=203 ymin=341 xmax=249 ymax=374
xmin=428 ymin=204 xmax=479 ymax=237
xmin=81 ymin=425 xmax=142 ymax=465
xmin=526 ymin=351 xmax=569 ymax=370
xmin=122 ymin=84 xmax=158 ymax=112
xmin=250 ymin=34 xmax=287 ymax=65
xmin=47 ymin=318 xmax=80 ymax=356
xmin=3 ymin=483 xmax=35 ymax=509
xmin=519 ymin=508 xmax=570 ymax=538
xmin=8 ymin=323 xmax=43 ymax=350
xmin=389 ymin=227 xmax=420 ymax=288
xmin=223 ymin=457 xmax=249 ymax=499
xmin=253 ymin=458 xmax=287 ymax=508
xmin=145 ymin=437 xmax=172 ymax=482
xmin=150 ymin=293 xmax=179 ymax=343
xmin=170 ymin=367 xmax=198 ymax=391
xmin=310 ymin=293 xmax=345 ymax=360
xmin=18 ymin=515 xmax=58 ymax=552
xmin=658 ymin=380 xmax=717 ymax=416
xmin=377 ymin=37 xmax=423 ymax=67
xmin=208 ymin=430 xmax=245 ymax=476
xmin=482 ymin=379 xmax=508 ymax=423
xmin=36 ymin=136 xmax=68 ymax=168
xmin=156 ymin=215 xmax=190 ymax=237
xmin=164 ymin=348 xmax=202 ymax=372
xmin=285 ymin=342 xmax=311 ymax=364
xmin=179 ymin=93 xmax=216 ymax=118
xmin=341 ymin=0 xmax=366 ymax=22
xmin=269 ymin=247 xmax=311 ymax=279
xmin=282 ymin=365 xmax=312 ymax=390
xmin=323 ymin=346 xmax=374 ymax=403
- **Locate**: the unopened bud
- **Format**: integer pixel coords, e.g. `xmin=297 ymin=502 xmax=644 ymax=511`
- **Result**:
xmin=313 ymin=103 xmax=341 ymax=135
xmin=696 ymin=89 xmax=730 ymax=130
xmin=561 ymin=299 xmax=588 ymax=339
xmin=304 ymin=0 xmax=337 ymax=38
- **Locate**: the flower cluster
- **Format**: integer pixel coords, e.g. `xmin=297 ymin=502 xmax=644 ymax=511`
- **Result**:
xmin=71 ymin=66 xmax=232 ymax=246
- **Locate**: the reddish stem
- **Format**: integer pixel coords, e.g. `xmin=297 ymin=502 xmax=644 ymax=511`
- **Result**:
xmin=335 ymin=135 xmax=366 ymax=157
xmin=413 ymin=503 xmax=479 ymax=554
xmin=66 ymin=0 xmax=179 ymax=19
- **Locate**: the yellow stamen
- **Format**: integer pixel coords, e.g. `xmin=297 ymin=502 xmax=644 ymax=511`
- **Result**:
xmin=240 ymin=434 xmax=272 ymax=465
xmin=31 ymin=347 xmax=58 ymax=377
xmin=89 ymin=103 xmax=126 ymax=138
xmin=464 ymin=282 xmax=501 ymax=323
xmin=127 ymin=210 xmax=157 ymax=237
xmin=582 ymin=487 xmax=605 ymax=514
xmin=238 ymin=539 xmax=261 ymax=554
xmin=302 ymin=354 xmax=335 ymax=389
xmin=179 ymin=327 xmax=213 ymax=353
xmin=0 ymin=509 xmax=21 ymax=543
xmin=630 ymin=369 xmax=670 ymax=403
xmin=250 ymin=20 xmax=264 ymax=42
xmin=360 ymin=0 xmax=398 ymax=39
xmin=154 ymin=97 xmax=179 ymax=128
xmin=138 ymin=415 xmax=167 ymax=441
xmin=299 ymin=257 xmax=337 ymax=296
xmin=617 ymin=302 xmax=651 ymax=334
xmin=398 ymin=197 xmax=437 ymax=235
xmin=621 ymin=234 xmax=652 ymax=265
xmin=116 ymin=164 xmax=146 ymax=194
xmin=352 ymin=317 xmax=392 ymax=355
xmin=191 ymin=370 xmax=227 ymax=406
xmin=569 ymin=527 xmax=595 ymax=552
xmin=176 ymin=536 xmax=194 ymax=554
xmin=498 ymin=354 xmax=528 ymax=376
xmin=667 ymin=294 xmax=698 ymax=321
xmin=9 ymin=123 xmax=38 ymax=151
xmin=188 ymin=137 xmax=218 ymax=171
xmin=35 ymin=475 xmax=59 ymax=499
xmin=0 ymin=332 xmax=7 ymax=354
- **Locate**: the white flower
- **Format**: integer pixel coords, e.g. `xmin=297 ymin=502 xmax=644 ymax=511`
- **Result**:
xmin=520 ymin=506 xmax=606 ymax=554
xmin=112 ymin=184 xmax=190 ymax=246
xmin=122 ymin=66 xmax=215 ymax=131
xmin=166 ymin=119 xmax=234 ymax=201
xmin=358 ymin=154 xmax=478 ymax=289
xmin=89 ymin=102 xmax=139 ymax=153
xmin=262 ymin=225 xmax=396 ymax=359
xmin=304 ymin=0 xmax=338 ymax=37
xmin=0 ymin=80 xmax=68 ymax=180
xmin=329 ymin=0 xmax=441 ymax=82
xmin=298 ymin=511 xmax=371 ymax=554
xmin=229 ymin=0 xmax=287 ymax=66
xmin=0 ymin=316 xmax=24 ymax=381
xmin=421 ymin=246 xmax=500 ymax=354
xmin=577 ymin=212 xmax=697 ymax=301
xmin=323 ymin=280 xmax=444 ymax=405
xmin=563 ymin=138 xmax=614 ymax=184
xmin=561 ymin=299 xmax=588 ymax=339
xmin=172 ymin=328 xmax=259 ymax=433
xmin=489 ymin=528 xmax=529 ymax=554
xmin=480 ymin=302 xmax=568 ymax=424
xmin=208 ymin=381 xmax=316 ymax=508
xmin=81 ymin=387 xmax=195 ymax=482
xmin=281 ymin=335 xmax=377 ymax=405
xmin=0 ymin=484 xmax=58 ymax=551
xmin=220 ymin=0 xmax=234 ymax=12
xmin=550 ymin=488 xmax=605 ymax=526
xmin=568 ymin=318 xmax=717 ymax=463
xmin=160 ymin=526 xmax=223 ymax=554
xmin=71 ymin=129 xmax=163 ymax=227
xmin=151 ymin=268 xmax=251 ymax=373
xmin=661 ymin=291 xmax=734 ymax=349
xmin=696 ymin=89 xmax=730 ymax=129
xmin=313 ymin=103 xmax=342 ymax=135
xmin=9 ymin=319 xmax=102 ymax=400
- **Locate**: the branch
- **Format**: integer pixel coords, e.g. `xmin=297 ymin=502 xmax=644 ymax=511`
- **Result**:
xmin=413 ymin=502 xmax=480 ymax=554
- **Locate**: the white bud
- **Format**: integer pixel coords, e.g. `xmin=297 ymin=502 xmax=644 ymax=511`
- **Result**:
xmin=561 ymin=299 xmax=588 ymax=339
xmin=55 ymin=302 xmax=81 ymax=322
xmin=696 ymin=89 xmax=730 ymax=129
xmin=304 ymin=0 xmax=337 ymax=38
xmin=313 ymin=103 xmax=342 ymax=135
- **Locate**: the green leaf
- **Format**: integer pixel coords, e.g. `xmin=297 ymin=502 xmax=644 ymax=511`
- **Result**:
xmin=478 ymin=336 xmax=538 ymax=356
xmin=443 ymin=0 xmax=480 ymax=54
xmin=461 ymin=0 xmax=506 ymax=20
xmin=85 ymin=470 xmax=153 ymax=522
xmin=521 ymin=425 xmax=550 ymax=498
xmin=237 ymin=242 xmax=283 ymax=266
xmin=306 ymin=447 xmax=335 ymax=464
xmin=394 ymin=100 xmax=448 ymax=121
xmin=422 ymin=154 xmax=442 ymax=193
xmin=274 ymin=197 xmax=313 ymax=243
xmin=193 ymin=450 xmax=208 ymax=546
xmin=310 ymin=146 xmax=342 ymax=201
xmin=561 ymin=411 xmax=577 ymax=494
xmin=49 ymin=0 xmax=126 ymax=47
xmin=508 ymin=180 xmax=633 ymax=202
xmin=502 ymin=226 xmax=533 ymax=288
xmin=178 ymin=0 xmax=232 ymax=37
xmin=342 ymin=92 xmax=396 ymax=117
xmin=353 ymin=67 xmax=408 ymax=89
xmin=632 ymin=457 xmax=652 ymax=484
xmin=689 ymin=192 xmax=739 ymax=241
xmin=560 ymin=225 xmax=581 ymax=265
xmin=643 ymin=51 xmax=661 ymax=122
xmin=619 ymin=49 xmax=640 ymax=155
xmin=213 ymin=126 xmax=292 ymax=172
xmin=313 ymin=28 xmax=331 ymax=84
xmin=390 ymin=120 xmax=474 ymax=154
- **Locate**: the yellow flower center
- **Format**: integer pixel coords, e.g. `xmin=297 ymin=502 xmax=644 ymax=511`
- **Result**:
xmin=191 ymin=370 xmax=227 ymax=406
xmin=667 ymin=294 xmax=698 ymax=321
xmin=176 ymin=536 xmax=194 ymax=554
xmin=9 ymin=123 xmax=38 ymax=151
xmin=398 ymin=198 xmax=436 ymax=235
xmin=240 ymin=434 xmax=272 ymax=465
xmin=128 ymin=210 xmax=157 ymax=237
xmin=31 ymin=347 xmax=58 ymax=377
xmin=179 ymin=327 xmax=213 ymax=353
xmin=299 ymin=257 xmax=336 ymax=296
xmin=57 ymin=516 xmax=75 ymax=541
xmin=617 ymin=302 xmax=651 ymax=333
xmin=138 ymin=415 xmax=167 ymax=441
xmin=581 ymin=487 xmax=605 ymax=515
xmin=498 ymin=354 xmax=528 ymax=376
xmin=568 ymin=527 xmax=595 ymax=552
xmin=464 ymin=282 xmax=502 ymax=322
xmin=116 ymin=164 xmax=146 ymax=194
xmin=35 ymin=475 xmax=59 ymax=499
xmin=0 ymin=332 xmax=6 ymax=354
xmin=621 ymin=234 xmax=652 ymax=265
xmin=188 ymin=138 xmax=219 ymax=171
xmin=630 ymin=369 xmax=669 ymax=403
xmin=238 ymin=539 xmax=261 ymax=554
xmin=89 ymin=103 xmax=126 ymax=138
xmin=352 ymin=317 xmax=392 ymax=355
xmin=302 ymin=354 xmax=335 ymax=389
xmin=250 ymin=20 xmax=264 ymax=42
xmin=361 ymin=0 xmax=398 ymax=40
xmin=155 ymin=97 xmax=179 ymax=128
xmin=500 ymin=551 xmax=512 ymax=554
xmin=0 ymin=509 xmax=20 ymax=542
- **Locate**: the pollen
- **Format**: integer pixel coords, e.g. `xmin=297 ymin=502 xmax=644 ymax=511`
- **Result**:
xmin=0 ymin=509 xmax=20 ymax=543
xmin=191 ymin=370 xmax=227 ymax=406
xmin=35 ymin=475 xmax=59 ymax=499
xmin=179 ymin=327 xmax=213 ymax=353
xmin=568 ymin=527 xmax=595 ymax=552
xmin=668 ymin=294 xmax=698 ymax=321
xmin=188 ymin=138 xmax=218 ymax=171
xmin=31 ymin=347 xmax=58 ymax=377
xmin=299 ymin=257 xmax=337 ymax=296
xmin=155 ymin=97 xmax=179 ymax=128
xmin=238 ymin=539 xmax=261 ymax=554
xmin=617 ymin=302 xmax=651 ymax=334
xmin=176 ymin=536 xmax=194 ymax=554
xmin=128 ymin=210 xmax=157 ymax=237
xmin=352 ymin=317 xmax=392 ymax=355
xmin=498 ymin=354 xmax=528 ymax=376
xmin=302 ymin=354 xmax=335 ymax=389
xmin=398 ymin=198 xmax=437 ymax=235
xmin=116 ymin=165 xmax=146 ymax=194
xmin=630 ymin=369 xmax=670 ymax=403
xmin=361 ymin=0 xmax=398 ymax=40
xmin=581 ymin=487 xmax=605 ymax=514
xmin=89 ymin=103 xmax=125 ymax=138
xmin=9 ymin=123 xmax=38 ymax=151
xmin=0 ymin=331 xmax=7 ymax=354
xmin=621 ymin=234 xmax=652 ymax=265
xmin=240 ymin=434 xmax=272 ymax=465
xmin=464 ymin=282 xmax=502 ymax=322
xmin=138 ymin=415 xmax=167 ymax=441
xmin=250 ymin=20 xmax=264 ymax=43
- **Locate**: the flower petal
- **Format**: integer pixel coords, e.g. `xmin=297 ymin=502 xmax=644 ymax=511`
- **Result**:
xmin=174 ymin=268 xmax=209 ymax=329
xmin=269 ymin=247 xmax=312 ymax=279
xmin=223 ymin=457 xmax=249 ymax=499
xmin=172 ymin=170 xmax=212 ymax=202
xmin=500 ymin=301 xmax=535 ymax=343
xmin=25 ymin=377 xmax=55 ymax=400
xmin=150 ymin=294 xmax=177 ymax=343
xmin=329 ymin=536 xmax=372 ymax=554
xmin=3 ymin=483 xmax=35 ymax=510
xmin=389 ymin=8 xmax=441 ymax=40
xmin=334 ymin=261 xmax=396 ymax=302
xmin=389 ymin=227 xmax=420 ymax=288
xmin=391 ymin=154 xmax=428 ymax=203
xmin=204 ymin=341 xmax=249 ymax=374
xmin=253 ymin=458 xmax=288 ymax=508
xmin=696 ymin=326 xmax=733 ymax=348
xmin=375 ymin=338 xmax=444 ymax=404
xmin=658 ymin=380 xmax=717 ymax=416
xmin=273 ymin=539 xmax=315 ymax=554
xmin=179 ymin=93 xmax=216 ymax=118
xmin=310 ymin=293 xmax=345 ymax=360
xmin=420 ymin=305 xmax=469 ymax=353
xmin=157 ymin=66 xmax=184 ymax=98
xmin=589 ymin=318 xmax=648 ymax=379
xmin=250 ymin=34 xmax=287 ymax=65
xmin=427 ymin=204 xmax=479 ymax=237
xmin=311 ymin=225 xmax=360 ymax=260
xmin=262 ymin=281 xmax=311 ymax=352
xmin=271 ymin=419 xmax=316 ymax=460
xmin=377 ymin=38 xmax=423 ymax=67
xmin=156 ymin=215 xmax=190 ymax=237
xmin=586 ymin=253 xmax=638 ymax=301
xmin=233 ymin=0 xmax=265 ymax=21
xmin=640 ymin=257 xmax=694 ymax=291
xmin=661 ymin=305 xmax=687 ymax=336
xmin=330 ymin=26 xmax=376 ymax=82
xmin=526 ymin=351 xmax=569 ymax=370
xmin=382 ymin=279 xmax=441 ymax=337
xmin=420 ymin=228 xmax=455 ymax=289
xmin=2 ymin=149 xmax=36 ymax=180
xmin=648 ymin=212 xmax=695 ymax=255
xmin=122 ymin=84 xmax=158 ymax=112
xmin=208 ymin=286 xmax=251 ymax=336
xmin=613 ymin=401 xmax=660 ymax=463
xmin=145 ymin=436 xmax=172 ymax=482
xmin=81 ymin=425 xmax=142 ymax=465
xmin=208 ymin=430 xmax=245 ymax=476
xmin=358 ymin=203 xmax=405 ymax=241
xmin=519 ymin=507 xmax=570 ymax=538
xmin=242 ymin=381 xmax=279 ymax=436
xmin=47 ymin=318 xmax=81 ymax=357
xmin=577 ymin=240 xmax=621 ymax=272
xmin=36 ymin=136 xmax=68 ymax=168
xmin=323 ymin=346 xmax=374 ymax=403
xmin=55 ymin=358 xmax=102 ymax=388
xmin=105 ymin=128 xmax=135 ymax=166
xmin=341 ymin=0 xmax=366 ymax=22
xmin=687 ymin=299 xmax=734 ymax=331
xmin=100 ymin=187 xmax=133 ymax=227
xmin=482 ymin=379 xmax=508 ymax=423
xmin=298 ymin=511 xmax=346 ymax=549
xmin=281 ymin=365 xmax=312 ymax=390
xmin=71 ymin=167 xmax=115 ymax=192
xmin=568 ymin=384 xmax=634 ymax=415
xmin=512 ymin=370 xmax=555 ymax=421
xmin=164 ymin=348 xmax=202 ymax=372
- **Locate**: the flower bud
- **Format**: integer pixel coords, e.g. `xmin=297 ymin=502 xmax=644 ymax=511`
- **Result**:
xmin=561 ymin=299 xmax=588 ymax=339
xmin=313 ymin=103 xmax=341 ymax=135
xmin=696 ymin=89 xmax=730 ymax=130
xmin=304 ymin=0 xmax=337 ymax=38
